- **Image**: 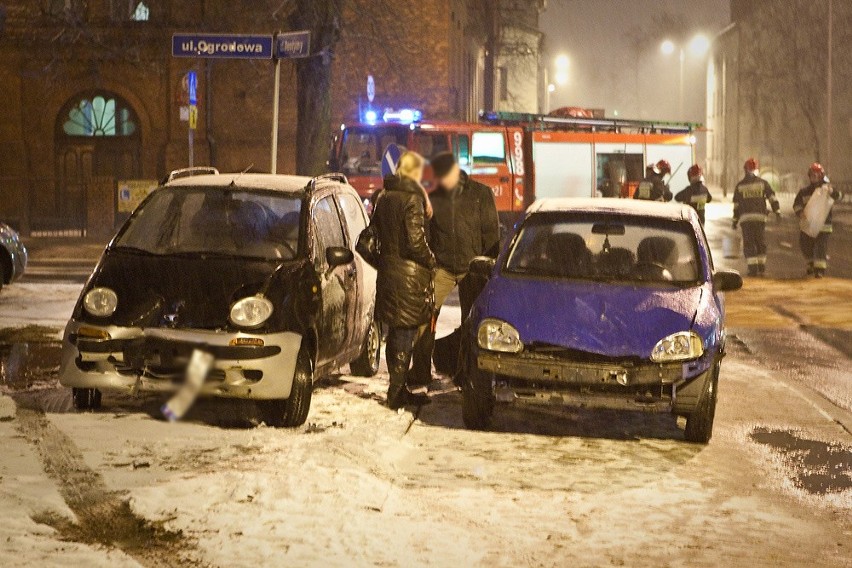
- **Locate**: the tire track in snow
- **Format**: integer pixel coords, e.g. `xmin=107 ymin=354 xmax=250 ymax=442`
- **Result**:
xmin=15 ymin=407 xmax=206 ymax=567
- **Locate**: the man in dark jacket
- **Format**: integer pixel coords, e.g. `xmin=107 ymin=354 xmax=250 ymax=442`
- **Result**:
xmin=793 ymin=162 xmax=843 ymax=278
xmin=410 ymin=152 xmax=500 ymax=386
xmin=634 ymin=160 xmax=673 ymax=201
xmin=732 ymin=158 xmax=780 ymax=277
xmin=675 ymin=164 xmax=713 ymax=225
xmin=372 ymin=154 xmax=436 ymax=408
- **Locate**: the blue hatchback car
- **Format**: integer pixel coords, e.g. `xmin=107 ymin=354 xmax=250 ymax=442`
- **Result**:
xmin=461 ymin=198 xmax=742 ymax=443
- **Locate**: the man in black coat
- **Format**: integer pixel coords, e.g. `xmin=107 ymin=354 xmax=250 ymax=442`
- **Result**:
xmin=372 ymin=154 xmax=436 ymax=408
xmin=410 ymin=152 xmax=500 ymax=386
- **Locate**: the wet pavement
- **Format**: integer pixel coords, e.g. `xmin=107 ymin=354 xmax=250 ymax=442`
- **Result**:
xmin=751 ymin=428 xmax=852 ymax=495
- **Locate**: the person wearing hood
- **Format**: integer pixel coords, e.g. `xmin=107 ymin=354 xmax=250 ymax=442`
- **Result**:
xmin=371 ymin=151 xmax=436 ymax=409
xmin=675 ymin=164 xmax=713 ymax=225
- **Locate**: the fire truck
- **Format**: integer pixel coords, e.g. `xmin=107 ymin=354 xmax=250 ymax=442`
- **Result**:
xmin=329 ymin=109 xmax=699 ymax=225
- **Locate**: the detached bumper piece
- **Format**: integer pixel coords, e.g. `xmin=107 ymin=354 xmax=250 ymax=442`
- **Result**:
xmin=478 ymin=351 xmax=685 ymax=413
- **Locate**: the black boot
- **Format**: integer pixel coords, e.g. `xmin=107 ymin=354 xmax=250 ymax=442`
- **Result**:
xmin=747 ymin=265 xmax=759 ymax=277
xmin=758 ymin=264 xmax=766 ymax=277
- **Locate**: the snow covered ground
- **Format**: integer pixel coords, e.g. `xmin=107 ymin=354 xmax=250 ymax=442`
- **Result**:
xmin=0 ymin=283 xmax=850 ymax=567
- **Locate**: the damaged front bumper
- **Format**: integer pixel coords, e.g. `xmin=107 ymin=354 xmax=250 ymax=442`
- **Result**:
xmin=478 ymin=350 xmax=713 ymax=415
xmin=59 ymin=321 xmax=302 ymax=400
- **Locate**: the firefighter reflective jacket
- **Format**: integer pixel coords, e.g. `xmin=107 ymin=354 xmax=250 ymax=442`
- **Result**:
xmin=793 ymin=182 xmax=843 ymax=233
xmin=733 ymin=174 xmax=779 ymax=224
xmin=633 ymin=174 xmax=673 ymax=202
xmin=675 ymin=182 xmax=713 ymax=214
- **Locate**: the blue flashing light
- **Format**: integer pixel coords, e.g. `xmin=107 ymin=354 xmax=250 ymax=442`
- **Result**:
xmin=383 ymin=108 xmax=422 ymax=124
xmin=364 ymin=110 xmax=378 ymax=124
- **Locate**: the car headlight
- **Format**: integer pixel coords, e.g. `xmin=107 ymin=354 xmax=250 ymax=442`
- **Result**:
xmin=83 ymin=287 xmax=118 ymax=318
xmin=651 ymin=331 xmax=704 ymax=363
xmin=477 ymin=318 xmax=523 ymax=353
xmin=229 ymin=295 xmax=274 ymax=329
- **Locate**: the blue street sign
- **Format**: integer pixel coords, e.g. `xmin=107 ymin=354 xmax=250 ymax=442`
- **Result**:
xmin=381 ymin=143 xmax=405 ymax=178
xmin=275 ymin=30 xmax=311 ymax=59
xmin=187 ymin=71 xmax=197 ymax=105
xmin=172 ymin=33 xmax=273 ymax=59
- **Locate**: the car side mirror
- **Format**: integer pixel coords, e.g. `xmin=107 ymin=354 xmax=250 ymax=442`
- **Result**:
xmin=326 ymin=246 xmax=354 ymax=268
xmin=713 ymin=270 xmax=743 ymax=292
xmin=469 ymin=256 xmax=496 ymax=278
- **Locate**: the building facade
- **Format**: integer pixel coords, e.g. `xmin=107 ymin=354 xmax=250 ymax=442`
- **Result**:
xmin=0 ymin=0 xmax=544 ymax=236
xmin=706 ymin=0 xmax=852 ymax=194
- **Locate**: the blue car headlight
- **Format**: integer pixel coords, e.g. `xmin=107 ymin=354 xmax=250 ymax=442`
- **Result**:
xmin=477 ymin=319 xmax=523 ymax=353
xmin=651 ymin=331 xmax=704 ymax=363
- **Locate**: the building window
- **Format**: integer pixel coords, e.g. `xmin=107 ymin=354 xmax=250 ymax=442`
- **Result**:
xmin=498 ymin=66 xmax=509 ymax=102
xmin=62 ymin=95 xmax=137 ymax=137
xmin=110 ymin=0 xmax=148 ymax=21
xmin=131 ymin=1 xmax=149 ymax=21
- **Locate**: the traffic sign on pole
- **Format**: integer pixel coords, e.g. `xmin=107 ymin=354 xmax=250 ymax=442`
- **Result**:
xmin=172 ymin=33 xmax=274 ymax=59
xmin=381 ymin=143 xmax=405 ymax=178
xmin=367 ymin=75 xmax=375 ymax=103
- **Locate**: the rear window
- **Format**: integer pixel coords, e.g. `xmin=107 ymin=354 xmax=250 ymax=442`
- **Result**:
xmin=505 ymin=213 xmax=703 ymax=286
xmin=114 ymin=187 xmax=303 ymax=260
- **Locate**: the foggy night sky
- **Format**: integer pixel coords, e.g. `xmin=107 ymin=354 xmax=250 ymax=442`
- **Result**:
xmin=541 ymin=0 xmax=731 ymax=123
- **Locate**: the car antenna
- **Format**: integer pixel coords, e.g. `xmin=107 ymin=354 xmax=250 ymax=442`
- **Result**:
xmin=230 ymin=163 xmax=254 ymax=186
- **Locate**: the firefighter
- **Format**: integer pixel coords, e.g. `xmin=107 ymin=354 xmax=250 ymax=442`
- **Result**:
xmin=793 ymin=163 xmax=843 ymax=278
xmin=675 ymin=164 xmax=713 ymax=225
xmin=732 ymin=158 xmax=780 ymax=277
xmin=634 ymin=160 xmax=673 ymax=201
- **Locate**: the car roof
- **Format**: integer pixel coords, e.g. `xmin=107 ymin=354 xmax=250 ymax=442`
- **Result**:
xmin=165 ymin=173 xmax=313 ymax=193
xmin=528 ymin=198 xmax=695 ymax=221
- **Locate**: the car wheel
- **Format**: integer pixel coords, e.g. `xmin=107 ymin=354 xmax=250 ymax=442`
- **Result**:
xmin=72 ymin=388 xmax=102 ymax=411
xmin=258 ymin=344 xmax=314 ymax=428
xmin=461 ymin=356 xmax=495 ymax=430
xmin=684 ymin=366 xmax=719 ymax=444
xmin=350 ymin=319 xmax=381 ymax=377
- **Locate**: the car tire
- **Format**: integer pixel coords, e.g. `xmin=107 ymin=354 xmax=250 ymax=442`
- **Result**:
xmin=684 ymin=366 xmax=719 ymax=444
xmin=350 ymin=319 xmax=381 ymax=377
xmin=461 ymin=358 xmax=495 ymax=431
xmin=258 ymin=344 xmax=314 ymax=428
xmin=72 ymin=388 xmax=102 ymax=411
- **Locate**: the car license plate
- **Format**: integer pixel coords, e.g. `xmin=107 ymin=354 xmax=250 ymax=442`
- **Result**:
xmin=161 ymin=349 xmax=214 ymax=422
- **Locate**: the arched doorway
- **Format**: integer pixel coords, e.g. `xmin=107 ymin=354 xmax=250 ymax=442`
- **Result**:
xmin=49 ymin=91 xmax=141 ymax=235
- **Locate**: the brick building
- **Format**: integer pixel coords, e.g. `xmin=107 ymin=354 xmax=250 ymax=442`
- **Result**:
xmin=0 ymin=0 xmax=544 ymax=236
xmin=706 ymin=0 xmax=852 ymax=194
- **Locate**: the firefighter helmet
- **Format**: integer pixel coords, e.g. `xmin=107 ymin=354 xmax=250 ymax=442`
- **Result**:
xmin=687 ymin=164 xmax=703 ymax=181
xmin=653 ymin=160 xmax=672 ymax=175
xmin=809 ymin=162 xmax=826 ymax=178
xmin=744 ymin=158 xmax=759 ymax=172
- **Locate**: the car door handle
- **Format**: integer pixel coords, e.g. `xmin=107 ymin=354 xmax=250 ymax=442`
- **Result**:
xmin=500 ymin=176 xmax=510 ymax=183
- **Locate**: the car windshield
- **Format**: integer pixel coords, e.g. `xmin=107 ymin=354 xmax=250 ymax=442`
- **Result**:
xmin=114 ymin=187 xmax=303 ymax=260
xmin=339 ymin=125 xmax=408 ymax=176
xmin=505 ymin=212 xmax=703 ymax=286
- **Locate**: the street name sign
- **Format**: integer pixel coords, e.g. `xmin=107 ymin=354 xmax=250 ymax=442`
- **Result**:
xmin=172 ymin=33 xmax=274 ymax=59
xmin=275 ymin=30 xmax=311 ymax=59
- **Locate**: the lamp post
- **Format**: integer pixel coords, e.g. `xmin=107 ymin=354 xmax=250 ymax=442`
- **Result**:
xmin=661 ymin=34 xmax=709 ymax=119
xmin=543 ymin=54 xmax=569 ymax=114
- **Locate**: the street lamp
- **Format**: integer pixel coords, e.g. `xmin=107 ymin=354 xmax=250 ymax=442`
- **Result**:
xmin=544 ymin=54 xmax=570 ymax=113
xmin=661 ymin=34 xmax=710 ymax=118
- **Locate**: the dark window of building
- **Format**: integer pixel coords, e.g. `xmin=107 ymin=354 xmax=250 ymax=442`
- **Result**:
xmin=46 ymin=0 xmax=83 ymax=16
xmin=62 ymin=95 xmax=138 ymax=137
xmin=499 ymin=66 xmax=509 ymax=101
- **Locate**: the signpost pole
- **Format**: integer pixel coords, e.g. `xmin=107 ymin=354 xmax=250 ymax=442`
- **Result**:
xmin=188 ymin=124 xmax=194 ymax=167
xmin=271 ymin=50 xmax=281 ymax=174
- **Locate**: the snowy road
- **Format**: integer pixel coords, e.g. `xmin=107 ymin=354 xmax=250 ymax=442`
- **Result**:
xmin=0 ymin=282 xmax=850 ymax=567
